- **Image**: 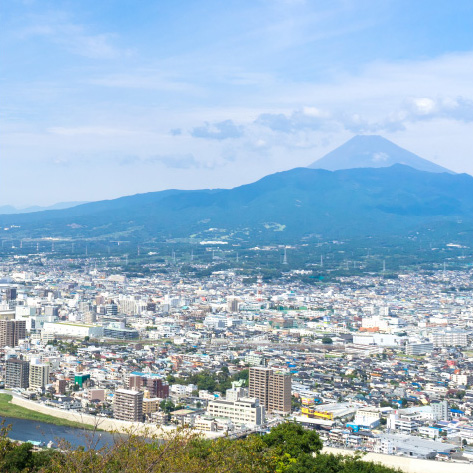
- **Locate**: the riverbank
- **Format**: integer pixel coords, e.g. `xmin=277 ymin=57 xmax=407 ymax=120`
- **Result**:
xmin=322 ymin=447 xmax=472 ymax=473
xmin=0 ymin=394 xmax=97 ymax=430
xmin=7 ymin=395 xmax=221 ymax=438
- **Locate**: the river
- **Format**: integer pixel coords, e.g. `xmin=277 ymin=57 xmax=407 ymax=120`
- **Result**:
xmin=1 ymin=416 xmax=122 ymax=449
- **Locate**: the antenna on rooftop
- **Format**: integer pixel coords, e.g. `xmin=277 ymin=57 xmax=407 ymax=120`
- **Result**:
xmin=257 ymin=274 xmax=263 ymax=303
xmin=282 ymin=247 xmax=288 ymax=265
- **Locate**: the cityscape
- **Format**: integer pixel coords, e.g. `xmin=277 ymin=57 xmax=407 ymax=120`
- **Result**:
xmin=0 ymin=250 xmax=473 ymax=469
xmin=2 ymin=1 xmax=473 ymax=472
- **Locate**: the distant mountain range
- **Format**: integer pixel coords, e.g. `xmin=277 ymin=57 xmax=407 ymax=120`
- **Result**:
xmin=0 ymin=163 xmax=471 ymax=243
xmin=308 ymin=135 xmax=452 ymax=174
xmin=0 ymin=202 xmax=88 ymax=215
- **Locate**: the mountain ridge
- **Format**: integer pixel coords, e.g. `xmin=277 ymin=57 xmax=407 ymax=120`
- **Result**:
xmin=1 ymin=164 xmax=472 ymax=243
xmin=0 ymin=201 xmax=88 ymax=215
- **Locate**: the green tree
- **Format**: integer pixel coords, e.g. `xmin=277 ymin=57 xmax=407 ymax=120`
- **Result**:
xmin=261 ymin=422 xmax=323 ymax=458
xmin=2 ymin=442 xmax=35 ymax=472
xmin=0 ymin=421 xmax=405 ymax=473
xmin=159 ymin=399 xmax=175 ymax=413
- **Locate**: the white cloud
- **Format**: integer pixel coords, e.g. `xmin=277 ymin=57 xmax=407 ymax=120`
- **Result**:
xmin=18 ymin=13 xmax=130 ymax=59
xmin=47 ymin=126 xmax=139 ymax=136
xmin=409 ymin=97 xmax=436 ymax=116
xmin=191 ymin=120 xmax=244 ymax=140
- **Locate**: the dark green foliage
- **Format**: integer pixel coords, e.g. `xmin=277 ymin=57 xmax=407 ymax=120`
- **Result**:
xmin=0 ymin=420 xmax=403 ymax=473
xmin=310 ymin=453 xmax=402 ymax=473
xmin=261 ymin=422 xmax=323 ymax=458
xmin=0 ymin=434 xmax=59 ymax=473
xmin=2 ymin=442 xmax=35 ymax=472
xmin=159 ymin=399 xmax=175 ymax=413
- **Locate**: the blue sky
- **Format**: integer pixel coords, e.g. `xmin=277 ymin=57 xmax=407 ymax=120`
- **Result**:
xmin=2 ymin=0 xmax=473 ymax=206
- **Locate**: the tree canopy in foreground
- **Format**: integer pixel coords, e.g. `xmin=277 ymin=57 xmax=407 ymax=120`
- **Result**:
xmin=0 ymin=421 xmax=402 ymax=473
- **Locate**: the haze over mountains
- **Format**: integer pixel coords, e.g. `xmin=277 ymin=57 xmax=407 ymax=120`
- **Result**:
xmin=308 ymin=135 xmax=453 ymax=173
xmin=0 ymin=202 xmax=88 ymax=215
xmin=0 ymin=136 xmax=469 ymax=244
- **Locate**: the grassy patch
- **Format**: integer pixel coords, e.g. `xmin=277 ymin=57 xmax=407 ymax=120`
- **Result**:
xmin=0 ymin=394 xmax=98 ymax=430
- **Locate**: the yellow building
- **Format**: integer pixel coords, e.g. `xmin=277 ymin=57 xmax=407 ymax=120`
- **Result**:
xmin=143 ymin=398 xmax=160 ymax=415
xmin=301 ymin=407 xmax=334 ymax=421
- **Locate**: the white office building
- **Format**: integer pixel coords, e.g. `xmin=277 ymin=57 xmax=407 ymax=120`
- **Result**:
xmin=207 ymin=397 xmax=265 ymax=426
xmin=354 ymin=408 xmax=381 ymax=429
xmin=431 ymin=330 xmax=468 ymax=347
xmin=405 ymin=342 xmax=434 ymax=355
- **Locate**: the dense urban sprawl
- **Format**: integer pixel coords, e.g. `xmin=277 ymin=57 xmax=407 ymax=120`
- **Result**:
xmin=1 ymin=253 xmax=473 ymax=464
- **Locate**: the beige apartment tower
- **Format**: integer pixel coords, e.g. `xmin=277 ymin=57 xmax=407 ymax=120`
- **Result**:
xmin=29 ymin=363 xmax=50 ymax=389
xmin=114 ymin=389 xmax=144 ymax=422
xmin=249 ymin=367 xmax=291 ymax=414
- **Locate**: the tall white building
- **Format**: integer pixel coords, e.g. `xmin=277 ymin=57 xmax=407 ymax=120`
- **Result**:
xmin=431 ymin=401 xmax=449 ymax=421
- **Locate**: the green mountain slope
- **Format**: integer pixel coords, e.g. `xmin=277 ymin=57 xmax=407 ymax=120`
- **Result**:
xmin=1 ymin=165 xmax=472 ymax=242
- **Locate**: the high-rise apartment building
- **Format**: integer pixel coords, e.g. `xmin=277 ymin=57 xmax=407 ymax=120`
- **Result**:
xmin=431 ymin=400 xmax=449 ymax=421
xmin=114 ymin=389 xmax=144 ymax=422
xmin=227 ymin=298 xmax=240 ymax=313
xmin=105 ymin=303 xmax=118 ymax=316
xmin=145 ymin=377 xmax=169 ymax=398
xmin=0 ymin=320 xmax=26 ymax=348
xmin=29 ymin=362 xmax=50 ymax=389
xmin=129 ymin=374 xmax=169 ymax=398
xmin=5 ymin=358 xmax=29 ymax=389
xmin=249 ymin=367 xmax=291 ymax=414
xmin=4 ymin=288 xmax=17 ymax=302
xmin=83 ymin=311 xmax=97 ymax=324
